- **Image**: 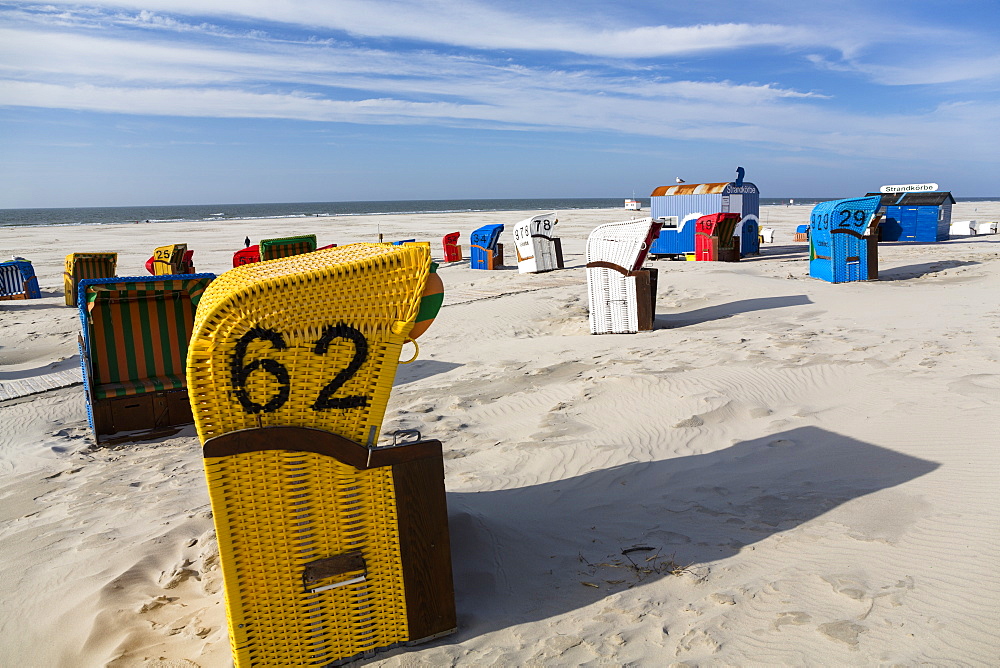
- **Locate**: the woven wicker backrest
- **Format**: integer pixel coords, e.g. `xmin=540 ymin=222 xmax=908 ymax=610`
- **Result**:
xmin=189 ymin=243 xmax=428 ymax=442
xmin=585 ymin=218 xmax=657 ymax=271
xmin=259 ymin=234 xmax=317 ymax=261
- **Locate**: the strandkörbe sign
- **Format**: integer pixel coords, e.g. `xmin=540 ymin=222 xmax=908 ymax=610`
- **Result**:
xmin=879 ymin=183 xmax=939 ymax=193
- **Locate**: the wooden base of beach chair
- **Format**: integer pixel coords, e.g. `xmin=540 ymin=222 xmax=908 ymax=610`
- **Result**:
xmin=718 ymin=245 xmax=741 ymax=263
xmin=866 ymin=235 xmax=879 ymax=280
xmin=0 ymin=293 xmax=27 ymax=301
xmin=92 ymin=388 xmax=194 ymax=443
xmin=635 ymin=268 xmax=657 ymax=332
xmin=794 ymin=232 xmax=809 ymax=242
xmin=487 ymin=243 xmax=505 ymax=269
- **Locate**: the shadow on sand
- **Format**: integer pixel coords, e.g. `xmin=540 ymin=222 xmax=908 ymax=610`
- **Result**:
xmin=0 ymin=355 xmax=81 ymax=382
xmin=656 ymin=295 xmax=813 ymax=328
xmin=393 ymin=359 xmax=463 ymax=386
xmin=438 ymin=426 xmax=938 ymax=642
xmin=0 ymin=294 xmax=64 ymax=309
xmin=878 ymin=260 xmax=979 ymax=281
xmin=744 ymin=243 xmax=809 ymax=260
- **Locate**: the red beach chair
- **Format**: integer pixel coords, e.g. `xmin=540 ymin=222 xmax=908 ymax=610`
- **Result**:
xmin=233 ymin=245 xmax=261 ymax=268
xmin=442 ymin=232 xmax=462 ymax=262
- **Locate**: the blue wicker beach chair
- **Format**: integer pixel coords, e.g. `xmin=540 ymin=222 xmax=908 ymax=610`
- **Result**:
xmin=0 ymin=259 xmax=41 ymax=300
xmin=470 ymin=223 xmax=504 ymax=270
xmin=808 ymin=196 xmax=881 ymax=283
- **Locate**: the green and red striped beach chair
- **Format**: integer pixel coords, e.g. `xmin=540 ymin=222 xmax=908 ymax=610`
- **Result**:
xmin=259 ymin=234 xmax=317 ymax=261
xmin=78 ymin=274 xmax=215 ymax=443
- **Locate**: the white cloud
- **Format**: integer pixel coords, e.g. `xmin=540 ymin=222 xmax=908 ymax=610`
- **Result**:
xmin=11 ymin=0 xmax=832 ymax=58
xmin=810 ymin=52 xmax=1000 ymax=86
xmin=0 ymin=26 xmax=822 ymax=105
xmin=3 ymin=70 xmax=995 ymax=164
xmin=1 ymin=1 xmax=996 ymax=166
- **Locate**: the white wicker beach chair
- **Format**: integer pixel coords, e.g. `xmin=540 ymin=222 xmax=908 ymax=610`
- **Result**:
xmin=973 ymin=221 xmax=997 ymax=235
xmin=949 ymin=220 xmax=977 ymax=236
xmin=513 ymin=212 xmax=563 ymax=274
xmin=761 ymin=227 xmax=775 ymax=243
xmin=585 ymin=218 xmax=662 ymax=334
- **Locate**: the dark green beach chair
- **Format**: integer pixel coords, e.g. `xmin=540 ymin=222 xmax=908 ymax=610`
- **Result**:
xmin=259 ymin=234 xmax=317 ymax=261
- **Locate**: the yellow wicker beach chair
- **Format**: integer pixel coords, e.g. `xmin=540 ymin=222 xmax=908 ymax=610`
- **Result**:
xmin=187 ymin=243 xmax=455 ymax=667
xmin=150 ymin=243 xmax=194 ymax=275
xmin=64 ymin=252 xmax=117 ymax=306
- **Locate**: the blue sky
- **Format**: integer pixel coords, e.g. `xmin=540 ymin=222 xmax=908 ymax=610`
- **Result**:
xmin=1 ymin=0 xmax=998 ymax=207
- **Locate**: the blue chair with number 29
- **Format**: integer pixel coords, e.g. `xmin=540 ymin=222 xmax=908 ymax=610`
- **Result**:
xmin=808 ymin=195 xmax=882 ymax=283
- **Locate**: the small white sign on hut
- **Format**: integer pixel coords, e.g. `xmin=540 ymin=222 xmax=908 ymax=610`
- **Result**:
xmin=879 ymin=183 xmax=939 ymax=193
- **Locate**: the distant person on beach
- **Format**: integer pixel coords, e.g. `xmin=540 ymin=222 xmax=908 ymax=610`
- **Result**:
xmin=244 ymin=236 xmax=251 ymax=248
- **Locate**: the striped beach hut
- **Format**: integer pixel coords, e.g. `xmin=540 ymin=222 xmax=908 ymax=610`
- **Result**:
xmin=650 ymin=167 xmax=760 ymax=257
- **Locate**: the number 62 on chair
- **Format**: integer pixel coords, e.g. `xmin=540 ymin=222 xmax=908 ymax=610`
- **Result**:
xmin=186 ymin=243 xmax=455 ymax=667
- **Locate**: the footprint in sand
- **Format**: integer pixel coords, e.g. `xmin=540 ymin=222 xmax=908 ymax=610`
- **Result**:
xmin=774 ymin=611 xmax=811 ymax=629
xmin=818 ymin=620 xmax=866 ymax=647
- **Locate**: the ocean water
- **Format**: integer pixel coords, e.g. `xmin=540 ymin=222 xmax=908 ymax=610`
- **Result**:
xmin=1 ymin=197 xmax=995 ymax=228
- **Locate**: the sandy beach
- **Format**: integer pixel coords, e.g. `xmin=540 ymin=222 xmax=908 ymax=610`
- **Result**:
xmin=1 ymin=202 xmax=999 ymax=666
